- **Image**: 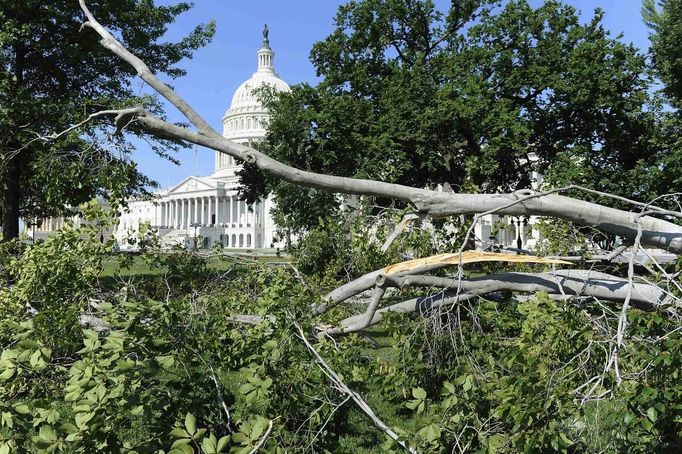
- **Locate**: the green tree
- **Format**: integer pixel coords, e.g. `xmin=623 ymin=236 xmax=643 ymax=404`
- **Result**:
xmin=243 ymin=0 xmax=658 ymax=232
xmin=641 ymin=0 xmax=682 ymax=206
xmin=643 ymin=0 xmax=682 ymax=105
xmin=0 ymin=0 xmax=214 ymax=240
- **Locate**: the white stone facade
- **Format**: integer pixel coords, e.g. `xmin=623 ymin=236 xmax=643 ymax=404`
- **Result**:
xmin=115 ymin=28 xmax=290 ymax=250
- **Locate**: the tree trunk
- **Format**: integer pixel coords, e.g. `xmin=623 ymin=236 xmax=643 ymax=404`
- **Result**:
xmin=1 ymin=153 xmax=21 ymax=241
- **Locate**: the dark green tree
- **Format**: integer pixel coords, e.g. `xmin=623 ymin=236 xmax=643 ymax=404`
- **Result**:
xmin=0 ymin=0 xmax=214 ymax=240
xmin=243 ymin=0 xmax=659 ymax=232
xmin=643 ymin=0 xmax=682 ymax=105
xmin=640 ymin=0 xmax=682 ymax=206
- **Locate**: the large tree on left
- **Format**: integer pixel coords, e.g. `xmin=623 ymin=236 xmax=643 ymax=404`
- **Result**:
xmin=0 ymin=0 xmax=214 ymax=240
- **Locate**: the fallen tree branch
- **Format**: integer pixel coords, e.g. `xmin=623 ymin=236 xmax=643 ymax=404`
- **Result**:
xmin=382 ymin=270 xmax=668 ymax=311
xmin=293 ymin=321 xmax=418 ymax=453
xmin=315 ymin=252 xmax=570 ymax=314
xmin=335 ymin=292 xmax=481 ymax=333
xmin=328 ymin=269 xmax=675 ymax=333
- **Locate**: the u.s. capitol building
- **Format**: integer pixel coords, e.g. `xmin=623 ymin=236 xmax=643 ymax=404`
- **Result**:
xmin=115 ymin=28 xmax=290 ymax=250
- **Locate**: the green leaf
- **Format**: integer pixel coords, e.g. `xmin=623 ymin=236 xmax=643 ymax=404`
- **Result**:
xmin=12 ymin=403 xmax=31 ymax=414
xmin=59 ymin=423 xmax=79 ymax=434
xmin=170 ymin=442 xmax=194 ymax=454
xmin=83 ymin=329 xmax=99 ymax=341
xmin=185 ymin=412 xmax=197 ymax=435
xmin=231 ymin=433 xmax=248 ymax=444
xmin=239 ymin=383 xmax=255 ymax=395
xmin=1 ymin=412 xmax=12 ymax=429
xmin=216 ymin=435 xmax=230 ymax=452
xmin=29 ymin=349 xmax=41 ymax=367
xmin=412 ymin=387 xmax=427 ymax=400
xmin=171 ymin=438 xmax=192 ymax=448
xmin=39 ymin=425 xmax=57 ymax=443
xmin=641 ymin=417 xmax=654 ymax=431
xmin=75 ymin=411 xmax=95 ymax=430
xmin=646 ymin=407 xmax=657 ymax=423
xmin=170 ymin=427 xmax=190 ymax=438
xmin=487 ymin=434 xmax=507 ymax=453
xmin=417 ymin=423 xmax=441 ymax=443
xmin=0 ymin=367 xmax=15 ymax=381
xmin=201 ymin=435 xmax=216 ymax=453
xmin=156 ymin=355 xmax=175 ymax=369
xmin=405 ymin=400 xmax=420 ymax=410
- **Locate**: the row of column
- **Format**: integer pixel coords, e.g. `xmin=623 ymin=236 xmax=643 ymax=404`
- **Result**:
xmin=155 ymin=195 xmax=261 ymax=230
xmin=38 ymin=216 xmax=79 ymax=232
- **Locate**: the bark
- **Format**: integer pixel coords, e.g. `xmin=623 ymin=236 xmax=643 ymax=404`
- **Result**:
xmin=383 ymin=270 xmax=669 ymax=311
xmin=1 ymin=150 xmax=22 ymax=240
xmin=2 ymin=29 xmax=26 ymax=241
xmin=332 ymin=269 xmax=672 ymax=333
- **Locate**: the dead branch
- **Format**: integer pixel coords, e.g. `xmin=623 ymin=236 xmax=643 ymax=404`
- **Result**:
xmin=293 ymin=321 xmax=419 ymax=453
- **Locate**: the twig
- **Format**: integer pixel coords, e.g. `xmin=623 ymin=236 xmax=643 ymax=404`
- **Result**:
xmin=248 ymin=419 xmax=274 ymax=454
xmin=293 ymin=321 xmax=418 ymax=453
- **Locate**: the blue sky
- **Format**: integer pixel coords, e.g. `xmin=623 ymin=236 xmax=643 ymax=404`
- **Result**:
xmin=134 ymin=0 xmax=653 ymax=189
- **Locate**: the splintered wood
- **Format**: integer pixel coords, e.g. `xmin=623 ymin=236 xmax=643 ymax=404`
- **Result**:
xmin=383 ymin=251 xmax=572 ymax=276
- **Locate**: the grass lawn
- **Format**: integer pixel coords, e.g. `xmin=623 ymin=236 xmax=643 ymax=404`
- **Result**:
xmin=100 ymin=252 xmax=290 ymax=278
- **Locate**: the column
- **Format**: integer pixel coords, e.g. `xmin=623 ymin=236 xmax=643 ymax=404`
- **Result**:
xmin=208 ymin=196 xmax=214 ymax=226
xmin=187 ymin=198 xmax=192 ymax=226
xmin=185 ymin=199 xmax=190 ymax=228
xmin=198 ymin=197 xmax=203 ymax=225
xmin=234 ymin=197 xmax=239 ymax=224
xmin=175 ymin=200 xmax=180 ymax=228
xmin=216 ymin=196 xmax=221 ymax=227
xmin=196 ymin=198 xmax=200 ymax=225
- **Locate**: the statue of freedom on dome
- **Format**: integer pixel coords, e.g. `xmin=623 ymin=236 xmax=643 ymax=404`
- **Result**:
xmin=262 ymin=24 xmax=270 ymax=47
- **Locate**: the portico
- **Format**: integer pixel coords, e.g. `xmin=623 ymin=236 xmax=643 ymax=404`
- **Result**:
xmin=156 ymin=195 xmax=259 ymax=230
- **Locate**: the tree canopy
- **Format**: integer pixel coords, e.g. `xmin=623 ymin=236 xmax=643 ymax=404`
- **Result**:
xmin=242 ymin=0 xmax=669 ymax=233
xmin=644 ymin=0 xmax=682 ymax=106
xmin=0 ymin=0 xmax=214 ymax=239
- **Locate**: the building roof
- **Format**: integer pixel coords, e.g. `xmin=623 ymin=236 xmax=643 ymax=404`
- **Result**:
xmin=222 ymin=25 xmax=290 ymax=119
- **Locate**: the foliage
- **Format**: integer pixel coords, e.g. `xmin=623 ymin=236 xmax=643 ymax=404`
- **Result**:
xmin=241 ymin=0 xmax=661 ymax=232
xmin=1 ymin=1 xmax=681 ymax=453
xmin=1 ymin=207 xmax=679 ymax=452
xmin=291 ymin=207 xmax=435 ymax=283
xmin=644 ymin=0 xmax=682 ymax=106
xmin=0 ymin=0 xmax=215 ymax=239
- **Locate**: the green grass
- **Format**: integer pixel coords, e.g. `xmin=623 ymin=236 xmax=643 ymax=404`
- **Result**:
xmin=100 ymin=253 xmax=290 ymax=277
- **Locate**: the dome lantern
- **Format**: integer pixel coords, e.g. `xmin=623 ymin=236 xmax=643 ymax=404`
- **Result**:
xmin=257 ymin=24 xmax=276 ymax=75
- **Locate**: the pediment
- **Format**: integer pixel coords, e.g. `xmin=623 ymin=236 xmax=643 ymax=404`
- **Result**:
xmin=167 ymin=177 xmax=216 ymax=194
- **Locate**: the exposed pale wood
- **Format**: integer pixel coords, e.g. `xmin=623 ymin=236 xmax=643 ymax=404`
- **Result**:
xmin=383 ymin=251 xmax=572 ymax=276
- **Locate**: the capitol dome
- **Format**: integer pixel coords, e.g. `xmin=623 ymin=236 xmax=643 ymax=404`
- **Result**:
xmin=216 ymin=25 xmax=290 ymax=172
